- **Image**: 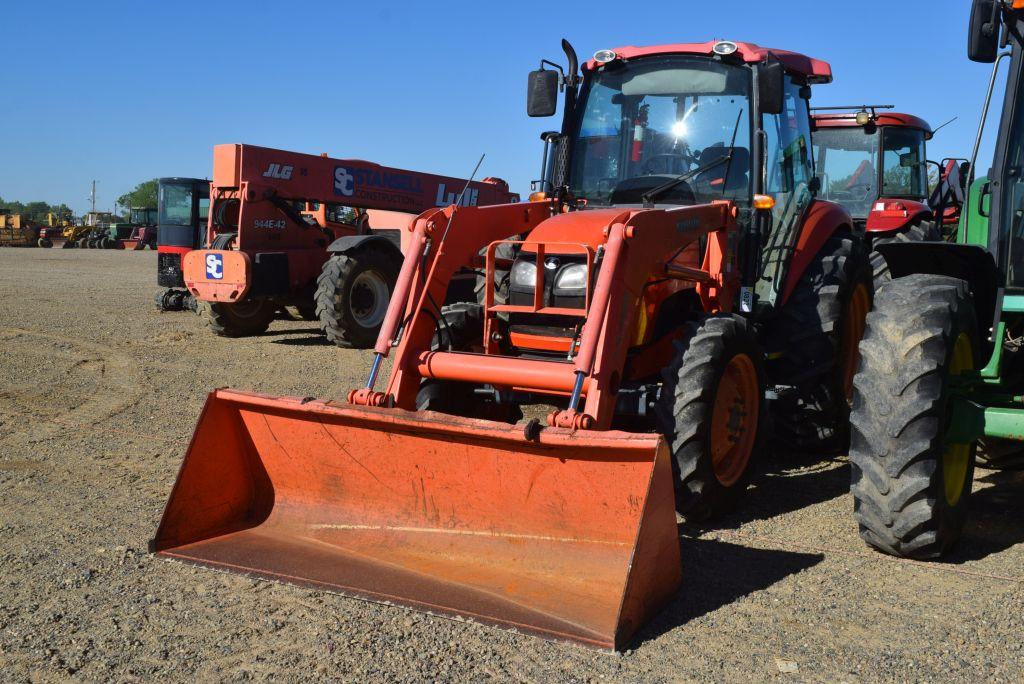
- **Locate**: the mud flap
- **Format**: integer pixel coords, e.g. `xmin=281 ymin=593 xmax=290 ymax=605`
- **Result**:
xmin=151 ymin=389 xmax=682 ymax=650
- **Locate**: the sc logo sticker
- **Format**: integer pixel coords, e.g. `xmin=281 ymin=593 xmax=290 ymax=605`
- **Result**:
xmin=206 ymin=253 xmax=224 ymax=280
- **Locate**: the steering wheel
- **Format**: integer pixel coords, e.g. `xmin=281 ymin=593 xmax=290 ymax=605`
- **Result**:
xmin=845 ymin=182 xmax=874 ymax=200
xmin=641 ymin=153 xmax=692 ymax=176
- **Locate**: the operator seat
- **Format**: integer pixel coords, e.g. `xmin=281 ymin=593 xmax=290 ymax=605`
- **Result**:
xmin=696 ymin=144 xmax=750 ymax=193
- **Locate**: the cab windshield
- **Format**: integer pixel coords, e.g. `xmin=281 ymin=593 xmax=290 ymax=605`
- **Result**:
xmin=159 ymin=184 xmax=193 ymax=226
xmin=813 ymin=126 xmax=880 ymax=218
xmin=814 ymin=125 xmax=928 ymax=218
xmin=569 ymin=56 xmax=752 ymax=206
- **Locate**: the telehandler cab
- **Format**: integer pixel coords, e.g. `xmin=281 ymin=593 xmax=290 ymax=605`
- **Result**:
xmin=848 ymin=0 xmax=1024 ymax=558
xmin=153 ymin=39 xmax=870 ymax=650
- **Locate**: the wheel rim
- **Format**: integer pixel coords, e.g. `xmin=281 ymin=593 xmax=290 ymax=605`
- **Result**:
xmin=229 ymin=299 xmax=268 ymax=320
xmin=944 ymin=333 xmax=975 ymax=507
xmin=841 ymin=282 xmax=871 ymax=402
xmin=709 ymin=353 xmax=760 ymax=487
xmin=350 ymin=270 xmax=389 ymax=327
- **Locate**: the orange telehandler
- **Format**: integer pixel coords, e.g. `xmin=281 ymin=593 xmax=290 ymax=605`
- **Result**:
xmin=182 ymin=144 xmax=517 ymax=343
xmin=153 ymin=39 xmax=870 ymax=649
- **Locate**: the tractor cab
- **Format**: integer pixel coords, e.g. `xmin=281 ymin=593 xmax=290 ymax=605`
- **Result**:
xmin=130 ymin=207 xmax=157 ymax=226
xmin=523 ymin=39 xmax=834 ymax=345
xmin=811 ymin=108 xmax=963 ymax=236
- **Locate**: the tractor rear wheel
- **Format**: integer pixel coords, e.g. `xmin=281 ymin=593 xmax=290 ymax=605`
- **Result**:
xmin=655 ymin=315 xmax=766 ymax=520
xmin=315 ymin=248 xmax=399 ymax=348
xmin=78 ymin=238 xmax=88 ymax=248
xmin=197 ymin=299 xmax=276 ymax=337
xmin=870 ymin=219 xmax=939 ymax=291
xmin=849 ymin=274 xmax=979 ymax=559
xmin=765 ymin=230 xmax=872 ymax=453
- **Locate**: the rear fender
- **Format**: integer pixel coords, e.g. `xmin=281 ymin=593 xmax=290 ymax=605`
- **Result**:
xmin=780 ymin=200 xmax=852 ymax=305
xmin=865 ymin=198 xmax=931 ymax=235
xmin=874 ymin=241 xmax=998 ymax=339
xmin=327 ymin=233 xmax=402 ymax=258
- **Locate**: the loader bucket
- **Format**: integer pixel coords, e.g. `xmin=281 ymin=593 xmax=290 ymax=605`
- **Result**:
xmin=152 ymin=389 xmax=682 ymax=650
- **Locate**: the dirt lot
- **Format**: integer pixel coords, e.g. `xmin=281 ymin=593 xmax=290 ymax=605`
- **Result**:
xmin=0 ymin=247 xmax=1022 ymax=682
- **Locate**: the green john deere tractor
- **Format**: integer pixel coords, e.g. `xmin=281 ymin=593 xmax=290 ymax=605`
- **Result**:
xmin=848 ymin=0 xmax=1024 ymax=559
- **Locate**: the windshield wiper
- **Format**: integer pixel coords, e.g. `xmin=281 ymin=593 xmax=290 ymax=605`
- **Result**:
xmin=641 ymin=154 xmax=730 ymax=208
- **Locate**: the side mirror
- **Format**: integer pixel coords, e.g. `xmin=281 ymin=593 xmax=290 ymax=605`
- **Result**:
xmin=527 ymin=69 xmax=559 ymax=117
xmin=759 ymin=60 xmax=785 ymax=115
xmin=969 ymin=0 xmax=998 ymax=63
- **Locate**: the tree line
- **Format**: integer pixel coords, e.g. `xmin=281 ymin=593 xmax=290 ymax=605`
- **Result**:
xmin=0 ymin=178 xmax=159 ymax=223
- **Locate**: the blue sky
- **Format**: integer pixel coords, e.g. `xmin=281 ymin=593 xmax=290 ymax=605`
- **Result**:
xmin=0 ymin=0 xmax=1002 ymax=214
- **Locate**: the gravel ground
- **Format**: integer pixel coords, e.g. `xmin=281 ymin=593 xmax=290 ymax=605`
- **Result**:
xmin=0 ymin=247 xmax=1022 ymax=682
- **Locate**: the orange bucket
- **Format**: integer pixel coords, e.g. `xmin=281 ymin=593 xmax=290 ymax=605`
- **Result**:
xmin=151 ymin=389 xmax=681 ymax=650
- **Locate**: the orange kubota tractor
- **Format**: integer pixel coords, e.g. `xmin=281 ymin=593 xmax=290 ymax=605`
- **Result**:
xmin=181 ymin=144 xmax=517 ymax=343
xmin=153 ymin=40 xmax=870 ymax=650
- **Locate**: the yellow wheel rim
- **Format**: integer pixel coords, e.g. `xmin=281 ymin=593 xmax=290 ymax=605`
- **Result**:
xmin=943 ymin=333 xmax=974 ymax=507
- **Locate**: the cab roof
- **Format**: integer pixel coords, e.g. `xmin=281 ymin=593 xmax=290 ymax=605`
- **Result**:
xmin=813 ymin=112 xmax=933 ymax=137
xmin=585 ymin=40 xmax=832 ymax=84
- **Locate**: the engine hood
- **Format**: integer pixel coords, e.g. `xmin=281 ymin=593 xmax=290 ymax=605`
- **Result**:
xmin=520 ymin=209 xmax=632 ymax=253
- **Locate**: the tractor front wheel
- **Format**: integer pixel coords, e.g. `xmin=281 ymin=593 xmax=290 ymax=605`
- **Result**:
xmin=415 ymin=303 xmax=521 ymax=423
xmin=655 ymin=315 xmax=766 ymax=520
xmin=197 ymin=299 xmax=276 ymax=337
xmin=315 ymin=248 xmax=400 ymax=348
xmin=849 ymin=274 xmax=979 ymax=559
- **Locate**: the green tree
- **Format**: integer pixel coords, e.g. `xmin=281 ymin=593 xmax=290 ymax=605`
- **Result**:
xmin=117 ymin=179 xmax=159 ymax=212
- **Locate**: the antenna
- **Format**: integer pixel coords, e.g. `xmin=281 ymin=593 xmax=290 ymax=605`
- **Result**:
xmin=439 ymin=154 xmax=485 ymax=244
xmin=931 ymin=116 xmax=958 ymax=136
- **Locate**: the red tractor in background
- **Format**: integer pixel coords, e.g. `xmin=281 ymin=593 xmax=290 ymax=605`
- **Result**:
xmin=155 ymin=178 xmax=211 ymax=312
xmin=182 ymin=144 xmax=518 ymax=343
xmin=812 ymin=106 xmax=967 ymax=288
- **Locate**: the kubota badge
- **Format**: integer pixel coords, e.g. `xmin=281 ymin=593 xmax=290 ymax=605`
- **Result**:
xmin=206 ymin=253 xmax=223 ymax=280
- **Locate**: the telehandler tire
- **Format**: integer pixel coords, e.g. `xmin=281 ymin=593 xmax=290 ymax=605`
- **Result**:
xmin=197 ymin=299 xmax=276 ymax=337
xmin=869 ymin=219 xmax=938 ymax=291
xmin=765 ymin=230 xmax=872 ymax=453
xmin=655 ymin=315 xmax=766 ymax=520
xmin=315 ymin=247 xmax=400 ymax=348
xmin=849 ymin=274 xmax=978 ymax=559
xmin=38 ymin=238 xmax=52 ymax=248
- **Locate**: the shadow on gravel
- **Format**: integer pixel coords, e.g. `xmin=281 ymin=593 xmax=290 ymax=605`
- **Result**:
xmin=706 ymin=457 xmax=851 ymax=530
xmin=949 ymin=468 xmax=1024 ymax=563
xmin=271 ymin=334 xmax=333 ymax=346
xmin=633 ymin=533 xmax=824 ymax=647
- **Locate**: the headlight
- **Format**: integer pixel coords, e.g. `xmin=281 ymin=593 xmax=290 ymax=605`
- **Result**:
xmin=555 ymin=263 xmax=588 ymax=291
xmin=511 ymin=259 xmax=537 ymax=288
